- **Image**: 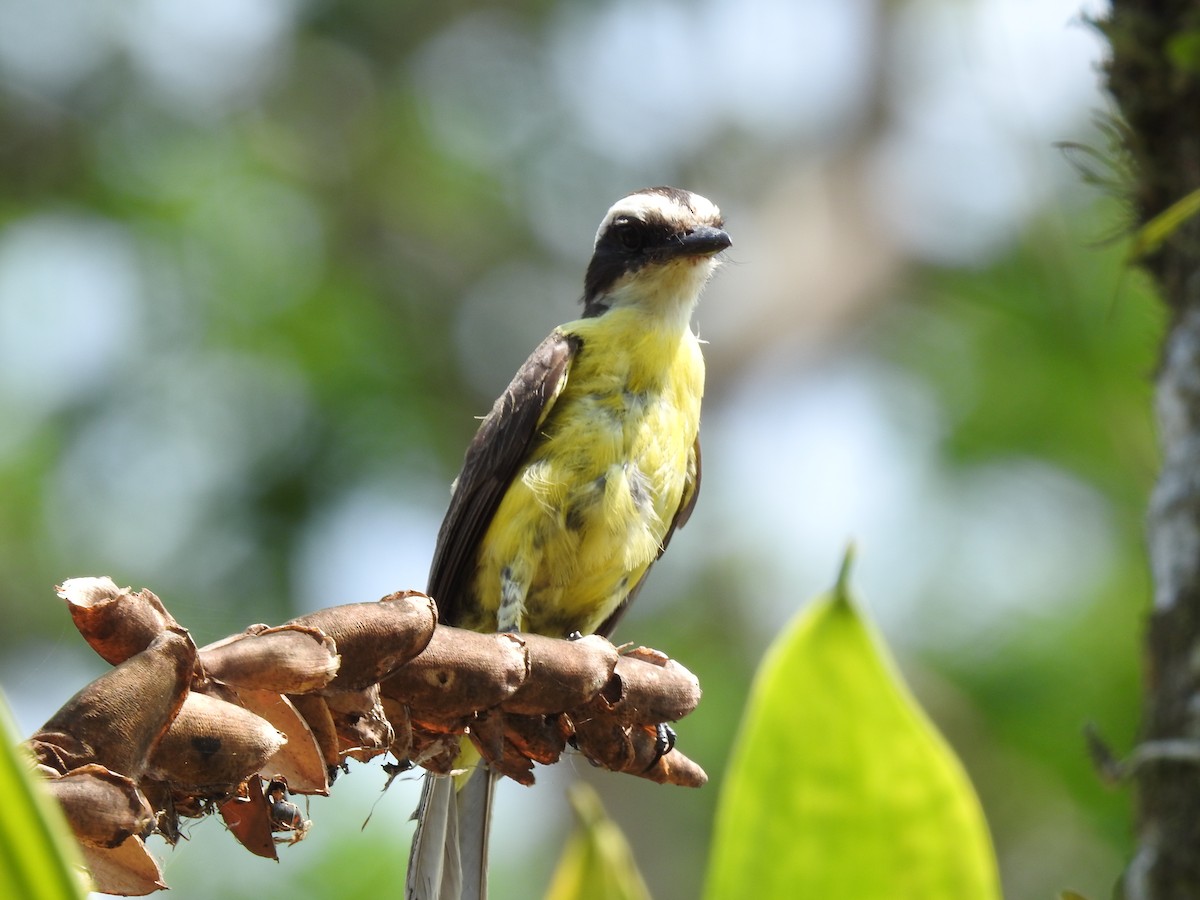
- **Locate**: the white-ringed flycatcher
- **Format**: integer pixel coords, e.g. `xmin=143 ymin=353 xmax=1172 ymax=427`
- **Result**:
xmin=406 ymin=186 xmax=730 ymax=900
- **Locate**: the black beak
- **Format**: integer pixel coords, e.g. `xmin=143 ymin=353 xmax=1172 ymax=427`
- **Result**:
xmin=672 ymin=225 xmax=732 ymax=257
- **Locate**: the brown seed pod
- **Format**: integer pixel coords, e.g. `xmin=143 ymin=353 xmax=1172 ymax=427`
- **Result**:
xmin=38 ymin=571 xmax=710 ymax=891
xmin=200 ymin=626 xmax=340 ymax=694
xmin=31 ymin=629 xmax=195 ymax=778
xmin=469 ymin=712 xmax=535 ymax=786
xmin=80 ymin=835 xmax=165 ymax=897
xmin=465 ymin=709 xmax=505 ymax=768
xmin=500 ymin=634 xmax=618 ymax=716
xmin=569 ymin=718 xmax=647 ymax=778
xmin=147 ymin=691 xmax=285 ymax=792
xmin=379 ymin=695 xmax=413 ymax=761
xmin=595 ymin=648 xmax=702 ymax=725
xmin=407 ymin=728 xmax=462 ymax=775
xmin=219 ymin=776 xmax=277 ymax=861
xmin=322 ymin=684 xmax=394 ymax=763
xmin=287 ymin=591 xmax=437 ymax=691
xmin=57 ymin=577 xmax=180 ymax=666
xmin=567 ymin=718 xmax=705 ymax=787
xmin=469 ymin=711 xmax=571 ymax=785
xmin=42 ymin=764 xmax=154 ymax=849
xmin=636 ymin=746 xmax=708 ymax=788
xmin=504 ymin=712 xmax=570 ymax=767
xmin=380 ymin=627 xmax=526 ymax=721
xmin=287 ymin=692 xmax=341 ymax=771
xmin=233 ymin=688 xmax=328 ymax=795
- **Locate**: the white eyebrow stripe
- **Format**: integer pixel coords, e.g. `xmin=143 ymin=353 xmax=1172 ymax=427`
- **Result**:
xmin=594 ymin=190 xmax=722 ymax=246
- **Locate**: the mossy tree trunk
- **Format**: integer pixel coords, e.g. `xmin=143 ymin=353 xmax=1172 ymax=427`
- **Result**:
xmin=1104 ymin=3 xmax=1200 ymax=897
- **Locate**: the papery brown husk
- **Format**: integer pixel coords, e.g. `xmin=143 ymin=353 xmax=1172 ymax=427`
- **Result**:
xmin=234 ymin=688 xmax=328 ymax=794
xmin=31 ymin=629 xmax=195 ymax=778
xmin=200 ymin=626 xmax=340 ymax=694
xmin=42 ymin=764 xmax=154 ymax=849
xmin=596 ymin=649 xmax=702 ymax=725
xmin=499 ymin=633 xmax=618 ymax=716
xmin=80 ymin=835 xmax=165 ymax=896
xmin=381 ymin=627 xmax=526 ymax=719
xmin=322 ymin=684 xmax=393 ymax=763
xmin=218 ymin=776 xmax=277 ymax=861
xmin=58 ymin=577 xmax=180 ymax=666
xmin=287 ymin=692 xmax=341 ymax=771
xmin=287 ymin=591 xmax=437 ymax=690
xmin=146 ymin=690 xmax=285 ymax=791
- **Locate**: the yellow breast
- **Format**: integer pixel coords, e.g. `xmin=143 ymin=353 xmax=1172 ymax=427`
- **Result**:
xmin=469 ymin=308 xmax=704 ymax=637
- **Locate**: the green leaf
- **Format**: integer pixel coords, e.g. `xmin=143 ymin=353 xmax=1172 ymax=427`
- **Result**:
xmin=704 ymin=551 xmax=1001 ymax=900
xmin=0 ymin=691 xmax=88 ymax=900
xmin=544 ymin=783 xmax=652 ymax=900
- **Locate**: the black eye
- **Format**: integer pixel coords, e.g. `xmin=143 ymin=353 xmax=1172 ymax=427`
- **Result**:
xmin=612 ymin=218 xmax=644 ymax=252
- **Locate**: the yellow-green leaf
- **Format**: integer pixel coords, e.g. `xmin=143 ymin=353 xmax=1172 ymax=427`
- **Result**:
xmin=544 ymin=783 xmax=652 ymax=900
xmin=704 ymin=553 xmax=1001 ymax=900
xmin=0 ymin=691 xmax=89 ymax=900
xmin=1128 ymin=186 xmax=1200 ymax=260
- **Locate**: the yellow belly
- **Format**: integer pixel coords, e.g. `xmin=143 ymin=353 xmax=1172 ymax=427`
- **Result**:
xmin=465 ymin=309 xmax=704 ymax=637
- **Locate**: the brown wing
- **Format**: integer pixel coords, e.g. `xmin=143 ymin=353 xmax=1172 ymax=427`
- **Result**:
xmin=595 ymin=434 xmax=702 ymax=638
xmin=427 ymin=329 xmax=578 ymax=626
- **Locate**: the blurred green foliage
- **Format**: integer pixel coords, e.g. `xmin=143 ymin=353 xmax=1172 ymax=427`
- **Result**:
xmin=545 ymin=785 xmax=652 ymax=900
xmin=0 ymin=2 xmax=1154 ymax=899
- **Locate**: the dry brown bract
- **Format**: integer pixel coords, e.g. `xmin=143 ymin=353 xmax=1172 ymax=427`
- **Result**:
xmin=25 ymin=576 xmax=706 ymax=896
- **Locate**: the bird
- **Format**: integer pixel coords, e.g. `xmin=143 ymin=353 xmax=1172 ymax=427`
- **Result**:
xmin=406 ymin=186 xmax=730 ymax=900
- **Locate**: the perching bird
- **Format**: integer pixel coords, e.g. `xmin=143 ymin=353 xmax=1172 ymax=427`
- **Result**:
xmin=406 ymin=187 xmax=730 ymax=900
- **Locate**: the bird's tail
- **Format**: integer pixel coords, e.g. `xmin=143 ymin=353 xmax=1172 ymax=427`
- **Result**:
xmin=406 ymin=758 xmax=495 ymax=900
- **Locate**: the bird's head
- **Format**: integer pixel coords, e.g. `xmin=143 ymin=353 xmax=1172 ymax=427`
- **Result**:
xmin=582 ymin=187 xmax=730 ymax=319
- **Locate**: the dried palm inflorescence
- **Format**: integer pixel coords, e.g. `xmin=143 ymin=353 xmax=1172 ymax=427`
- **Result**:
xmin=25 ymin=577 xmax=704 ymax=895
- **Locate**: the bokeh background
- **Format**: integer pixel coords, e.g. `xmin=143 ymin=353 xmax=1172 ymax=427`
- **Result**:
xmin=0 ymin=1 xmax=1157 ymax=898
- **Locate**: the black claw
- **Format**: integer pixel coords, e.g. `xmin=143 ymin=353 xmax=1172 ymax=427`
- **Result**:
xmin=567 ymin=630 xmax=584 ymax=641
xmin=655 ymin=723 xmax=676 ymax=758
